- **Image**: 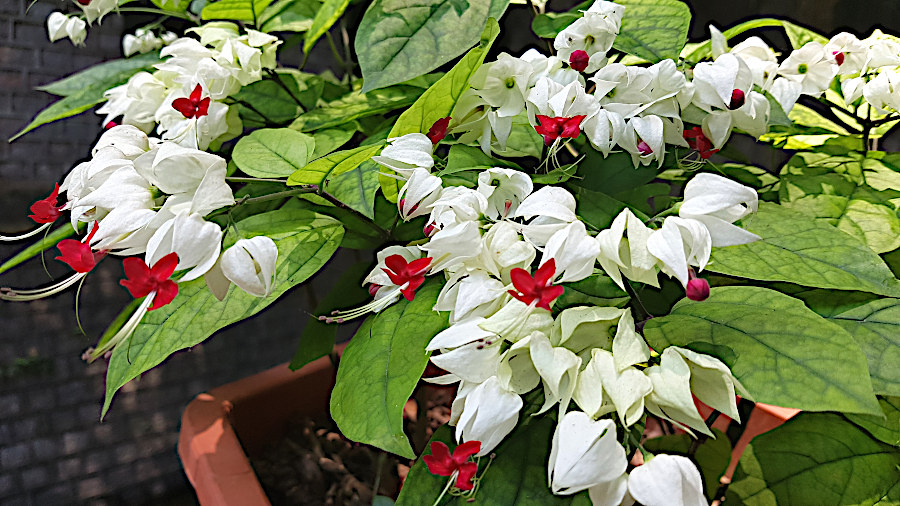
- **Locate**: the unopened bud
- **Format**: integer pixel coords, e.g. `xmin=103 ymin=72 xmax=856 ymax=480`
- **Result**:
xmin=569 ymin=50 xmax=589 ymax=72
xmin=833 ymin=50 xmax=845 ymax=65
xmin=729 ymin=89 xmax=745 ymax=110
xmin=423 ymin=222 xmax=437 ymax=237
xmin=686 ymin=278 xmax=710 ymax=301
xmin=368 ymin=283 xmax=381 ymax=297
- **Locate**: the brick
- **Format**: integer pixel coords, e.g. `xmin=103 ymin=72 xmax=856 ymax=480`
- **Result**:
xmin=0 ymin=444 xmax=30 ymax=470
xmin=83 ymin=450 xmax=111 ymax=475
xmin=56 ymin=457 xmax=81 ymax=480
xmin=0 ymin=473 xmax=17 ymax=498
xmin=21 ymin=465 xmax=50 ymax=489
xmin=0 ymin=394 xmax=22 ymax=418
xmin=62 ymin=431 xmax=89 ymax=455
xmin=30 ymin=438 xmax=55 ymax=461
xmin=11 ymin=417 xmax=37 ymax=440
xmin=34 ymin=483 xmax=74 ymax=505
xmin=77 ymin=477 xmax=103 ymax=500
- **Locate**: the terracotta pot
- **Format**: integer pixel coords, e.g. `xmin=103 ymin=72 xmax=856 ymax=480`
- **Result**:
xmin=178 ymin=346 xmax=344 ymax=506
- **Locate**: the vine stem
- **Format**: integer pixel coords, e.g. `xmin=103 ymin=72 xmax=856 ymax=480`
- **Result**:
xmin=115 ymin=7 xmax=195 ymax=21
xmin=622 ymin=281 xmax=652 ymax=322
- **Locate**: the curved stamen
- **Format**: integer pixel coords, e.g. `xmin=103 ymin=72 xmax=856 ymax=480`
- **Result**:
xmin=0 ymin=271 xmax=87 ymax=301
xmin=322 ymin=284 xmax=407 ymax=322
xmin=89 ymin=293 xmax=156 ymax=361
xmin=0 ymin=223 xmax=52 ymax=242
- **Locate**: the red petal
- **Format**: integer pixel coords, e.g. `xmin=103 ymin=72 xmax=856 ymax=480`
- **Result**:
xmin=537 ymin=284 xmax=565 ymax=311
xmin=189 ymin=83 xmax=203 ymax=104
xmin=423 ymin=442 xmax=454 ymax=477
xmin=150 ymin=280 xmax=179 ymax=310
xmin=561 ymin=115 xmax=585 ymax=138
xmin=172 ymin=98 xmax=195 ymax=118
xmin=455 ymin=462 xmax=478 ymax=491
xmin=533 ymin=259 xmax=556 ymax=287
xmin=569 ymin=50 xmax=590 ymax=72
xmin=121 ymin=257 xmax=154 ymax=299
xmin=150 ymin=252 xmax=179 ymax=282
xmin=384 ymin=254 xmax=409 ymax=277
xmin=56 ymin=240 xmax=95 ymax=273
xmin=196 ymin=97 xmax=210 ymax=118
xmin=406 ymin=257 xmax=432 ymax=276
xmin=427 ymin=117 xmax=451 ymax=144
xmin=508 ymin=289 xmax=534 ymax=306
xmin=452 ymin=440 xmax=481 ymax=464
xmin=509 ymin=267 xmax=536 ymax=295
xmin=383 ymin=267 xmax=405 ymax=287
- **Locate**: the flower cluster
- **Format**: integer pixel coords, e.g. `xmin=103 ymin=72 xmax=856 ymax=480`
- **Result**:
xmin=97 ymin=23 xmax=280 ymax=149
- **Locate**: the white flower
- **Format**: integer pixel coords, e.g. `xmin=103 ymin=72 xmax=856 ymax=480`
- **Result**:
xmin=92 ymin=125 xmax=150 ymax=158
xmin=97 ymin=72 xmax=169 ymax=133
xmin=596 ymin=207 xmax=660 ymax=290
xmin=496 ymin=332 xmax=542 ymax=394
xmin=470 ymin=53 xmax=533 ymax=117
xmin=646 ymin=216 xmax=711 ymax=287
xmin=145 ymin=212 xmax=223 ymax=282
xmin=47 ymin=12 xmax=87 ymax=46
xmin=157 ymin=38 xmax=242 ymax=99
xmin=679 ymin=172 xmax=760 ymax=247
xmin=398 ymin=168 xmax=442 ymax=220
xmin=454 ymin=376 xmax=523 ymax=456
xmin=218 ymin=236 xmax=278 ymax=297
xmin=778 ymin=42 xmax=837 ymax=95
xmin=551 ymin=305 xmax=623 ymax=354
xmin=548 ymin=411 xmax=627 ymax=495
xmin=540 ymin=220 xmax=601 ymax=283
xmin=514 ymin=186 xmax=578 ymax=247
xmin=824 ymin=32 xmax=868 ymax=75
xmin=527 ymin=78 xmax=596 ymax=120
xmin=622 ymin=115 xmax=665 ymax=167
xmin=371 ymin=133 xmax=434 ymax=179
xmin=123 ymin=28 xmax=163 ymax=57
xmin=530 ymin=332 xmax=581 ymax=415
xmin=473 ymin=221 xmax=536 ymax=282
xmin=434 ymin=272 xmax=507 ymax=323
xmin=76 ymin=0 xmax=118 ymax=24
xmin=553 ymin=1 xmax=624 ymax=73
xmin=644 ymin=346 xmax=747 ymax=436
xmin=430 ymin=338 xmax=503 ymax=385
xmin=420 ymin=221 xmax=483 ymax=273
xmin=628 ymin=455 xmax=707 ymax=506
xmin=573 ymin=348 xmax=652 ymax=426
xmin=477 ymin=167 xmax=533 ymax=220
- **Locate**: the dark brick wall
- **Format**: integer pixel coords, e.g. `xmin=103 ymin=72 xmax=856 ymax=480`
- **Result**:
xmin=0 ymin=1 xmax=351 ymax=504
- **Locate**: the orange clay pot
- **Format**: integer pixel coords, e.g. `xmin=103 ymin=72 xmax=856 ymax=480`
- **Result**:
xmin=178 ymin=345 xmax=345 ymax=506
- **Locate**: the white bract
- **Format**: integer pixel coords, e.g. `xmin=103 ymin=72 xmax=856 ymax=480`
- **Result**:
xmin=628 ymin=455 xmax=707 ymax=506
xmin=548 ymin=411 xmax=627 ymax=495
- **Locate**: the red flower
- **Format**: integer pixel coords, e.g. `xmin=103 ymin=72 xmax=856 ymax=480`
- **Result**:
xmin=120 ymin=252 xmax=180 ymax=310
xmin=534 ymin=115 xmax=586 ymax=145
xmin=728 ymin=89 xmax=745 ymax=110
xmin=683 ymin=127 xmax=719 ymax=159
xmin=507 ymin=259 xmax=565 ymax=311
xmin=427 ymin=117 xmax=451 ymax=144
xmin=423 ymin=441 xmax=481 ymax=491
xmin=833 ymin=51 xmax=845 ymax=65
xmin=29 ymin=184 xmax=64 ymax=224
xmin=56 ymin=223 xmax=106 ymax=273
xmin=382 ymin=254 xmax=432 ymax=301
xmin=172 ymin=84 xmax=210 ymax=119
xmin=569 ymin=50 xmax=589 ymax=72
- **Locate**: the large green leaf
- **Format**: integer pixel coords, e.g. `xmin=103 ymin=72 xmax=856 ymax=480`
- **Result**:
xmin=201 ymin=0 xmax=275 ymax=22
xmin=287 ymin=144 xmax=383 ymax=187
xmin=289 ymin=260 xmax=371 ymax=370
xmin=381 ymin=19 xmax=500 ymax=202
xmin=330 ymin=280 xmax=448 ymax=458
xmin=323 ymin=160 xmax=380 ymax=219
xmin=643 ymin=286 xmax=882 ymax=415
xmin=356 ymin=0 xmax=508 ymax=93
xmin=571 ymin=185 xmax=648 ymax=231
xmin=102 ymin=209 xmax=343 ymax=416
xmin=643 ymin=429 xmax=733 ymax=499
xmin=612 ymin=0 xmax=691 ymax=63
xmin=707 ymin=202 xmax=900 ymax=297
xmin=311 ymin=126 xmax=356 ymax=159
xmin=556 ymin=271 xmax=629 ymax=310
xmin=0 ymin=225 xmax=77 ymax=276
xmin=231 ymin=78 xmax=306 ymax=127
xmin=779 ymin=152 xmax=900 ymax=254
xmin=530 ymin=0 xmax=592 ymax=38
xmin=37 ymin=51 xmax=161 ymax=97
xmin=289 ymin=85 xmax=425 ymax=132
xmin=11 ymin=53 xmax=161 ymax=141
xmin=829 ymin=299 xmax=900 ymax=396
xmin=846 ymin=396 xmax=900 ymax=447
xmin=259 ymin=0 xmax=321 ymax=33
xmin=396 ymin=418 xmax=591 ymax=505
xmin=728 ymin=413 xmax=900 ymax=505
xmin=232 ymin=128 xmax=316 ymax=178
xmin=303 ymin=0 xmax=351 ymax=53
xmin=571 ymin=149 xmax=659 ymax=196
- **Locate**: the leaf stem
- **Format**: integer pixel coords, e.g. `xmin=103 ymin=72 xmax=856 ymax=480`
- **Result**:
xmin=265 ymin=68 xmax=305 ymax=108
xmin=431 ymin=473 xmax=456 ymax=506
xmin=623 ymin=281 xmax=652 ymax=322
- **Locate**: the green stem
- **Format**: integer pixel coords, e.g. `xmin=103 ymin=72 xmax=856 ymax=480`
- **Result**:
xmin=240 ymin=188 xmax=317 ymax=205
xmin=623 ymin=281 xmax=652 ymax=322
xmin=431 ymin=473 xmax=456 ymax=506
xmin=371 ymin=452 xmax=387 ymax=503
xmin=318 ymin=189 xmax=391 ymax=239
xmin=265 ymin=68 xmax=305 ymax=108
xmin=226 ymin=98 xmax=282 ymax=126
xmin=115 ymin=7 xmax=195 ymax=21
xmin=225 ymin=177 xmax=288 ymax=183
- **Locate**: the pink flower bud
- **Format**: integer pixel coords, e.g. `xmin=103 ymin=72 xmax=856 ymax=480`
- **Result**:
xmin=569 ymin=50 xmax=589 ymax=72
xmin=686 ymin=278 xmax=710 ymax=301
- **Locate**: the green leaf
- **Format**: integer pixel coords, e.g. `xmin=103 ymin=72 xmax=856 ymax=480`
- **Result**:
xmin=532 ymin=164 xmax=577 ymax=185
xmin=324 ymin=159 xmax=381 ymax=219
xmin=259 ymin=0 xmax=321 ymax=32
xmin=289 ymin=260 xmax=371 ymax=370
xmin=643 ymin=429 xmax=733 ymax=499
xmin=0 ymin=225 xmax=77 ymax=275
xmin=232 ymin=128 xmax=316 ymax=178
xmin=311 ymin=126 xmax=356 ymax=159
xmin=303 ymin=0 xmax=351 ymax=53
xmin=380 ymin=18 xmax=500 ymax=202
xmin=37 ymin=52 xmax=161 ymax=97
xmin=728 ymin=413 xmax=900 ymax=505
xmin=846 ymin=396 xmax=900 ymax=447
xmin=102 ymin=209 xmax=344 ymax=416
xmin=397 ymin=417 xmax=591 ymax=505
xmin=643 ymin=286 xmax=882 ymax=415
xmin=287 ymin=144 xmax=383 ymax=187
xmin=707 ymin=202 xmax=900 ymax=297
xmin=571 ymin=185 xmax=648 ymax=231
xmin=330 ymin=280 xmax=447 ymax=458
xmin=556 ymin=271 xmax=629 ymax=310
xmin=781 ymin=20 xmax=829 ymax=49
xmin=289 ymin=85 xmax=425 ymax=132
xmin=151 ymin=0 xmax=192 ymax=12
xmin=779 ymin=152 xmax=900 ymax=254
xmin=201 ymin=0 xmax=274 ymax=22
xmin=572 ymin=149 xmax=659 ymax=196
xmin=232 ymin=78 xmax=305 ymax=127
xmin=829 ymin=299 xmax=900 ymax=396
xmin=492 ymin=113 xmax=544 ymax=158
xmin=356 ymin=0 xmax=508 ymax=93
xmin=12 ymin=53 xmax=161 ymax=141
xmin=680 ymin=18 xmax=786 ymax=63
xmin=530 ymin=0 xmax=591 ymax=39
xmin=612 ymin=0 xmax=691 ymax=63
xmin=441 ymin=144 xmax=518 ymax=175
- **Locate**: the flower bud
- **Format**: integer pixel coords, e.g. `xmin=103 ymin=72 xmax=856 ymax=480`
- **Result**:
xmin=685 ymin=277 xmax=710 ymax=301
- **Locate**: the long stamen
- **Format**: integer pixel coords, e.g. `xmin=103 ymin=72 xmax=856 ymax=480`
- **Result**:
xmin=89 ymin=293 xmax=155 ymax=361
xmin=322 ymin=285 xmax=407 ymax=322
xmin=0 ymin=272 xmax=87 ymax=301
xmin=0 ymin=223 xmax=52 ymax=242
